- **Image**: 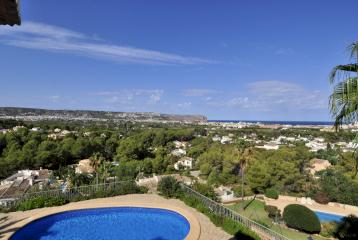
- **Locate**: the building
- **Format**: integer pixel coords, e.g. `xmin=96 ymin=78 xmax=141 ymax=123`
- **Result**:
xmin=215 ymin=186 xmax=235 ymax=202
xmin=171 ymin=148 xmax=186 ymax=157
xmin=0 ymin=0 xmax=21 ymax=26
xmin=0 ymin=169 xmax=50 ymax=205
xmin=174 ymin=157 xmax=194 ymax=170
xmin=75 ymin=159 xmax=95 ymax=174
xmin=256 ymin=142 xmax=279 ymax=150
xmin=309 ymin=158 xmax=331 ymax=175
xmin=221 ymin=136 xmax=233 ymax=144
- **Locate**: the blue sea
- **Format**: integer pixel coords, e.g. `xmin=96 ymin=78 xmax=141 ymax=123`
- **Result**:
xmin=209 ymin=120 xmax=334 ymax=126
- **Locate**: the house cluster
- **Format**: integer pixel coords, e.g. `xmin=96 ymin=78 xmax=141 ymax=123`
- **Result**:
xmin=170 ymin=141 xmax=195 ymax=171
xmin=47 ymin=128 xmax=74 ymax=140
xmin=0 ymin=169 xmax=51 ymax=206
xmin=211 ymin=134 xmax=234 ymax=144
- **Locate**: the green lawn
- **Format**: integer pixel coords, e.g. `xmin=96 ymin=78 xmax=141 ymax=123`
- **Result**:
xmin=227 ymin=200 xmax=327 ymax=240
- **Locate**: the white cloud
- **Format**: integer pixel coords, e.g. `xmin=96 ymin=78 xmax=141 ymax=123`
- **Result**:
xmin=0 ymin=21 xmax=213 ymax=65
xmin=177 ymin=102 xmax=192 ymax=109
xmin=205 ymin=81 xmax=327 ymax=112
xmin=246 ymin=81 xmax=326 ymax=110
xmin=183 ymin=88 xmax=217 ymax=97
xmin=94 ymin=89 xmax=164 ymax=105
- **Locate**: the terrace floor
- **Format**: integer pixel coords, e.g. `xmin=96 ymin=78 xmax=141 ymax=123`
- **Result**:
xmin=0 ymin=194 xmax=232 ymax=240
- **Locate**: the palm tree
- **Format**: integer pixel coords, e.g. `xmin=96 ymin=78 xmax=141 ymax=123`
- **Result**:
xmin=330 ymin=42 xmax=358 ymax=176
xmin=329 ymin=41 xmax=358 ymax=128
xmin=236 ymin=139 xmax=253 ymax=203
xmin=90 ymin=153 xmax=105 ymax=185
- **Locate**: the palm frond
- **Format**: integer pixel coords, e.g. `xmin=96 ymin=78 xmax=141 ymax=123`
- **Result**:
xmin=329 ymin=64 xmax=358 ymax=84
xmin=348 ymin=41 xmax=358 ymax=60
xmin=329 ymin=77 xmax=358 ymax=128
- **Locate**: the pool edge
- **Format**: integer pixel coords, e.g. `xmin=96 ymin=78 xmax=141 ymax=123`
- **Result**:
xmin=5 ymin=199 xmax=201 ymax=240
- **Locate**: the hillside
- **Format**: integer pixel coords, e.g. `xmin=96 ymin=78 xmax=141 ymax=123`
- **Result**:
xmin=0 ymin=107 xmax=207 ymax=123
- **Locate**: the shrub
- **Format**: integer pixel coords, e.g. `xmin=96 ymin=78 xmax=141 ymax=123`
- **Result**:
xmin=283 ymin=204 xmax=321 ymax=233
xmin=179 ymin=194 xmax=260 ymax=240
xmin=157 ymin=176 xmax=181 ymax=198
xmin=333 ymin=215 xmax=358 ymax=240
xmin=313 ymin=191 xmax=330 ymax=204
xmin=264 ymin=205 xmax=281 ymax=220
xmin=192 ymin=182 xmax=218 ymax=201
xmin=320 ymin=222 xmax=337 ymax=238
xmin=18 ymin=196 xmax=69 ymax=211
xmin=265 ymin=188 xmax=279 ymax=200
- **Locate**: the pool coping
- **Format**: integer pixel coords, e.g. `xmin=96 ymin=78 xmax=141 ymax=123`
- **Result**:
xmin=4 ymin=200 xmax=201 ymax=240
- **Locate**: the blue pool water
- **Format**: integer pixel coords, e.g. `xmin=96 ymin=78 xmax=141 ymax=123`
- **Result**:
xmin=315 ymin=211 xmax=344 ymax=222
xmin=10 ymin=207 xmax=190 ymax=240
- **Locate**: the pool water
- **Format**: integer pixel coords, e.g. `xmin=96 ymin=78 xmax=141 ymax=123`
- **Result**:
xmin=315 ymin=211 xmax=344 ymax=222
xmin=10 ymin=207 xmax=190 ymax=240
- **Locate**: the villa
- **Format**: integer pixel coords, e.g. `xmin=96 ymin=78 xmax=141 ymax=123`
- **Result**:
xmin=75 ymin=159 xmax=95 ymax=175
xmin=174 ymin=156 xmax=194 ymax=170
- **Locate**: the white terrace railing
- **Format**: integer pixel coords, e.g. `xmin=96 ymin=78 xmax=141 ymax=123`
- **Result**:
xmin=180 ymin=183 xmax=291 ymax=240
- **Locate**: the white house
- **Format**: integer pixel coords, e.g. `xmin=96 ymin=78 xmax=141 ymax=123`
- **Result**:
xmin=212 ymin=135 xmax=221 ymax=142
xmin=256 ymin=142 xmax=279 ymax=150
xmin=215 ymin=186 xmax=235 ymax=202
xmin=221 ymin=136 xmax=233 ymax=144
xmin=171 ymin=148 xmax=186 ymax=157
xmin=174 ymin=157 xmax=193 ymax=170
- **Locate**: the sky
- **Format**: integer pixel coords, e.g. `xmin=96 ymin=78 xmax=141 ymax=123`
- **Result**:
xmin=0 ymin=1 xmax=357 ymax=121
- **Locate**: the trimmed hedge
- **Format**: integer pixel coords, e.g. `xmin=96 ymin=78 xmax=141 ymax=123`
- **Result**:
xmin=283 ymin=204 xmax=321 ymax=233
xmin=265 ymin=188 xmax=279 ymax=199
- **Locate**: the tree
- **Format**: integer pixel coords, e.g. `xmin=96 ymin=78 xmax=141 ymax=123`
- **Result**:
xmin=329 ymin=41 xmax=358 ymax=128
xmin=90 ymin=153 xmax=105 ymax=185
xmin=236 ymin=139 xmax=253 ymax=201
xmin=333 ymin=215 xmax=358 ymax=240
xmin=157 ymin=176 xmax=181 ymax=198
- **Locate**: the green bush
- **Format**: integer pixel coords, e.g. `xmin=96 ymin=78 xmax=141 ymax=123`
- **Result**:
xmin=192 ymin=182 xmax=218 ymax=201
xmin=15 ymin=181 xmax=147 ymax=212
xmin=18 ymin=196 xmax=69 ymax=211
xmin=333 ymin=215 xmax=358 ymax=240
xmin=264 ymin=205 xmax=281 ymax=220
xmin=157 ymin=176 xmax=181 ymax=198
xmin=265 ymin=188 xmax=279 ymax=199
xmin=313 ymin=191 xmax=330 ymax=204
xmin=283 ymin=204 xmax=321 ymax=233
xmin=320 ymin=222 xmax=337 ymax=238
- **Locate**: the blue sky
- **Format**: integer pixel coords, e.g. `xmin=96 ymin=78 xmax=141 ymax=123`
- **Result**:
xmin=0 ymin=1 xmax=357 ymax=121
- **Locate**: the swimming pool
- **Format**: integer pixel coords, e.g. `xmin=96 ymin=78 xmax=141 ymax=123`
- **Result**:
xmin=10 ymin=207 xmax=191 ymax=240
xmin=315 ymin=211 xmax=344 ymax=222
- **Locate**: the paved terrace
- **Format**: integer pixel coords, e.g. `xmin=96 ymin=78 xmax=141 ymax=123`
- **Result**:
xmin=0 ymin=194 xmax=232 ymax=240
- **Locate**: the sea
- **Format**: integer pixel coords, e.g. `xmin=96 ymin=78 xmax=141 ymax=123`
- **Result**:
xmin=208 ymin=120 xmax=334 ymax=126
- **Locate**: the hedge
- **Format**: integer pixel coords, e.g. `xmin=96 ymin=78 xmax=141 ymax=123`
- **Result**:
xmin=14 ymin=181 xmax=147 ymax=212
xmin=283 ymin=204 xmax=321 ymax=233
xmin=265 ymin=188 xmax=279 ymax=199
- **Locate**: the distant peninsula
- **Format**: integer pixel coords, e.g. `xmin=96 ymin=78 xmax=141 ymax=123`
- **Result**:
xmin=0 ymin=107 xmax=207 ymax=123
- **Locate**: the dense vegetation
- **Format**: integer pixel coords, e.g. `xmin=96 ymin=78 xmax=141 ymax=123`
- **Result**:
xmin=156 ymin=177 xmax=260 ymax=240
xmin=1 ymin=119 xmax=358 ymax=206
xmin=283 ymin=204 xmax=321 ymax=233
